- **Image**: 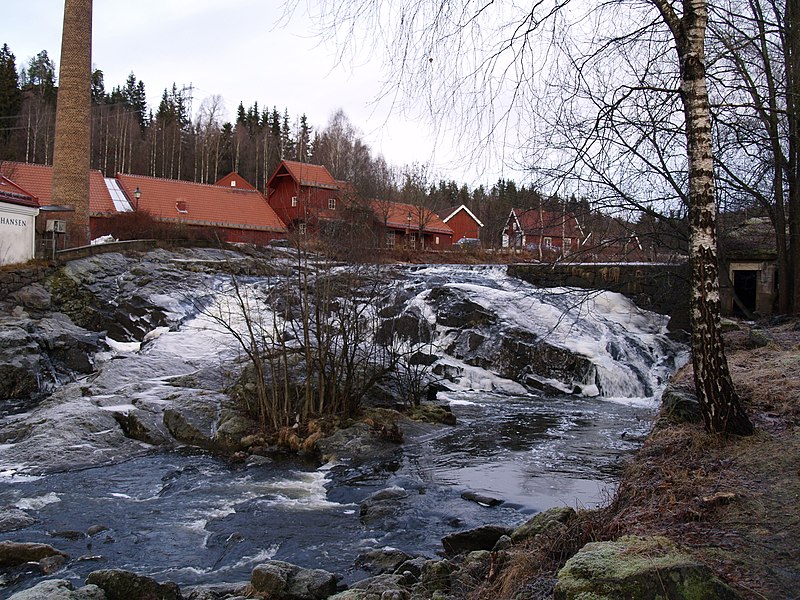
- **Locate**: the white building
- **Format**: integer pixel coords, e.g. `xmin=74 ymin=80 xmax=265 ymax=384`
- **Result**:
xmin=0 ymin=176 xmax=40 ymax=266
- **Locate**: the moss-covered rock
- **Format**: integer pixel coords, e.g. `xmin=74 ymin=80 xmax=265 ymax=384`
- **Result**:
xmin=406 ymin=403 xmax=456 ymax=425
xmin=510 ymin=506 xmax=576 ymax=544
xmin=554 ymin=536 xmax=741 ymax=600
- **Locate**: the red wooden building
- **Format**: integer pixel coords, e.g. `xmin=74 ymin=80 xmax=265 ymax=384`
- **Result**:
xmin=266 ymin=160 xmax=341 ymax=235
xmin=371 ymin=199 xmax=453 ymax=250
xmin=112 ymin=173 xmax=287 ymax=244
xmin=438 ymin=204 xmax=483 ymax=244
xmin=503 ymin=207 xmax=584 ymax=260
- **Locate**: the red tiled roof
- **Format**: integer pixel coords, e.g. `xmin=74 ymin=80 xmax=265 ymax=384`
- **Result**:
xmin=116 ymin=173 xmax=287 ymax=232
xmin=0 ymin=175 xmax=39 ymax=208
xmin=0 ymin=161 xmax=115 ymax=213
xmin=370 ymin=199 xmax=454 ymax=235
xmin=513 ymin=207 xmax=582 ymax=238
xmin=214 ymin=172 xmax=258 ymax=191
xmin=270 ymin=160 xmax=339 ymax=190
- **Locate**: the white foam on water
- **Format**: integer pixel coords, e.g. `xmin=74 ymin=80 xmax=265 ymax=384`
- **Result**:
xmin=15 ymin=492 xmax=61 ymax=510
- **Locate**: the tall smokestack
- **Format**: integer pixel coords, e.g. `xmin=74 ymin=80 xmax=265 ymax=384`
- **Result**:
xmin=51 ymin=0 xmax=93 ymax=247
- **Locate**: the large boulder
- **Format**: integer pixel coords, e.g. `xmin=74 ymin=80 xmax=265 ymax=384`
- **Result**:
xmin=0 ymin=541 xmax=68 ymax=567
xmin=85 ymin=569 xmax=182 ymax=600
xmin=250 ymin=560 xmax=339 ymax=600
xmin=554 ymin=536 xmax=741 ymax=600
xmin=7 ymin=579 xmax=105 ymax=600
xmin=441 ymin=524 xmax=511 ymax=556
xmin=0 ymin=325 xmax=42 ymax=398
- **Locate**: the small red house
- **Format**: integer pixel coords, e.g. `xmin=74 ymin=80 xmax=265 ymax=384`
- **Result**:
xmin=266 ymin=160 xmax=341 ymax=234
xmin=438 ymin=204 xmax=483 ymax=244
xmin=504 ymin=207 xmax=584 ymax=260
xmin=371 ymin=199 xmax=453 ymax=250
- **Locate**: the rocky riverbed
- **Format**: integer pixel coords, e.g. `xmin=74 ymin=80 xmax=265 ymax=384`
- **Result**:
xmin=0 ymin=246 xmax=688 ymax=599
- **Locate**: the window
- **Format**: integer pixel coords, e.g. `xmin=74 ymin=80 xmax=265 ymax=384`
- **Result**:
xmin=564 ymin=238 xmax=572 ymax=253
xmin=543 ymin=236 xmax=553 ymax=248
xmin=328 ymin=198 xmax=336 ymax=210
xmin=298 ymin=223 xmax=306 ymax=236
xmin=230 ymin=180 xmax=236 ymax=187
xmin=410 ymin=233 xmax=417 ymax=246
xmin=435 ymin=236 xmax=440 ymax=245
xmin=291 ymin=196 xmax=298 ymax=207
xmin=386 ymin=231 xmax=395 ymax=248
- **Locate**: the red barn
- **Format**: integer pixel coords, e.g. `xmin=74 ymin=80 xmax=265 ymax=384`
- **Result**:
xmin=438 ymin=204 xmax=483 ymax=244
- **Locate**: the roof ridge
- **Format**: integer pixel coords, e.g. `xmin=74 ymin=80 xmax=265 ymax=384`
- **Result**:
xmin=118 ymin=172 xmax=264 ymax=193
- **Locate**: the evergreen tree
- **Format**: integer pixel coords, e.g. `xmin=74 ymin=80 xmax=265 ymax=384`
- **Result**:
xmin=23 ymin=50 xmax=57 ymax=101
xmin=0 ymin=44 xmax=21 ymax=126
xmin=90 ymin=68 xmax=105 ymax=104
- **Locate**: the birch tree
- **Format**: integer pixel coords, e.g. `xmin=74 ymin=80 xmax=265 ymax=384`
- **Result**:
xmin=297 ymin=0 xmax=754 ymax=434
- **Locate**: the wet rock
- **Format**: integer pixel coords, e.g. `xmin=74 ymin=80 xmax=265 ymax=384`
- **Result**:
xmin=86 ymin=525 xmax=109 ymax=537
xmin=39 ymin=554 xmax=67 ymax=574
xmin=332 ymin=574 xmax=410 ymax=599
xmin=511 ymin=506 xmax=577 ymax=544
xmin=86 ymin=568 xmax=182 ymax=600
xmin=0 ymin=325 xmax=41 ymax=398
xmin=183 ymin=582 xmax=249 ymax=600
xmin=355 ymin=548 xmax=414 ymax=575
xmin=250 ymin=560 xmax=339 ymax=599
xmin=554 ymin=536 xmax=742 ymax=600
xmin=460 ymin=490 xmax=503 ymax=507
xmin=50 ymin=530 xmax=87 ymax=541
xmin=0 ymin=507 xmax=37 ymax=532
xmin=359 ymin=486 xmax=411 ymax=525
xmin=441 ymin=524 xmax=511 ymax=556
xmin=112 ymin=408 xmax=173 ymax=447
xmin=0 ymin=541 xmax=69 ymax=567
xmin=10 ymin=283 xmax=52 ymax=311
xmin=317 ymin=423 xmax=400 ymax=464
xmin=7 ymin=579 xmax=105 ymax=600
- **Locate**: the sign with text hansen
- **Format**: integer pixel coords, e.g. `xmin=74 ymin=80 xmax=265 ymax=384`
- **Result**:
xmin=0 ymin=202 xmax=38 ymax=265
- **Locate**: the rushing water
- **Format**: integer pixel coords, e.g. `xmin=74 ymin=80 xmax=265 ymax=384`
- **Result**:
xmin=1 ymin=263 xmax=683 ymax=595
xmin=1 ymin=387 xmax=654 ymax=594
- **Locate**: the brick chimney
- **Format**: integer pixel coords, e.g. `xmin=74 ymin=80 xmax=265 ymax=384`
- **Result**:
xmin=51 ymin=0 xmax=93 ymax=247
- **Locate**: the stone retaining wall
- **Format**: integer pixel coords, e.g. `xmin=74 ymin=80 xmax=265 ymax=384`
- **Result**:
xmin=507 ymin=262 xmax=691 ymax=330
xmin=0 ymin=263 xmax=55 ymax=300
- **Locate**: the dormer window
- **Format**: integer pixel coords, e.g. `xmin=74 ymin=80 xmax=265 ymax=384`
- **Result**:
xmin=176 ymin=200 xmax=188 ymax=214
xmin=328 ymin=198 xmax=336 ymax=210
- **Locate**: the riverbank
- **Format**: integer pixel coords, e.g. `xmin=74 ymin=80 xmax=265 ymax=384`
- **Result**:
xmin=472 ymin=318 xmax=800 ymax=599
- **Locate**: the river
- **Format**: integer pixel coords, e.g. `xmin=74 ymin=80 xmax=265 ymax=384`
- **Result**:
xmin=0 ymin=261 xmax=683 ymax=595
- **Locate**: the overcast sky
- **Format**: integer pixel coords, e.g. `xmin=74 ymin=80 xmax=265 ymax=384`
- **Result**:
xmin=4 ymin=0 xmax=509 ymax=187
